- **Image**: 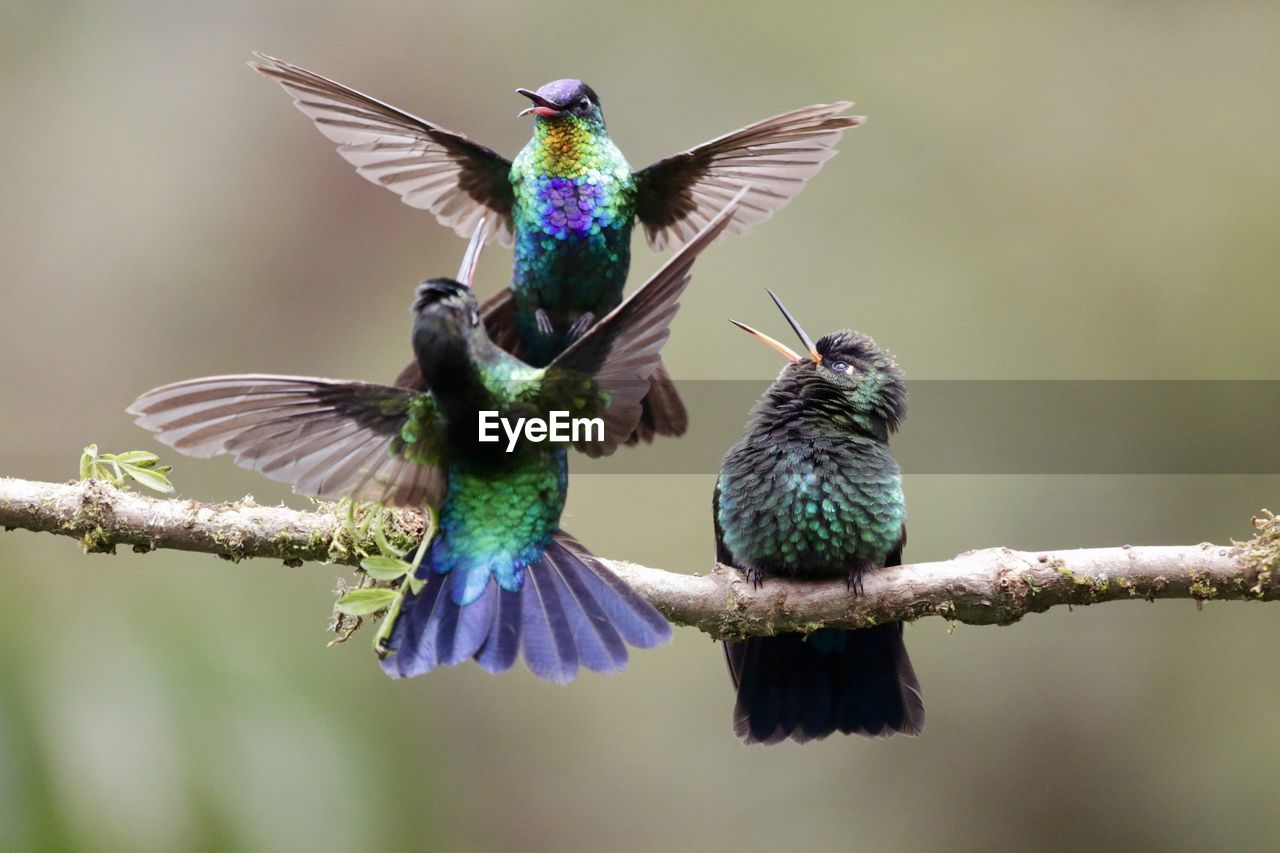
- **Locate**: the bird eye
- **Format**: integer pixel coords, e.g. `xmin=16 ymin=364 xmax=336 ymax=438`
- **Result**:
xmin=830 ymin=361 xmax=850 ymax=373
xmin=468 ymin=308 xmax=480 ymax=327
xmin=578 ymin=97 xmax=591 ymax=111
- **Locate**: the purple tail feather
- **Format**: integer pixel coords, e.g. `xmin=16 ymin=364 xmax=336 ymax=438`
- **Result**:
xmin=381 ymin=531 xmax=672 ymax=683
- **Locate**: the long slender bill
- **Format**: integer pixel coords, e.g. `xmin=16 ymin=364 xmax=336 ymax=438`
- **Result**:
xmin=765 ymin=289 xmax=820 ymax=362
xmin=728 ymin=319 xmax=801 ymax=362
xmin=456 ymin=218 xmax=488 ymax=287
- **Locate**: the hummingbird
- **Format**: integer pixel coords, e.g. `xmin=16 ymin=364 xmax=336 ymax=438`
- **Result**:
xmin=129 ymin=193 xmax=745 ymax=682
xmin=714 ymin=291 xmax=924 ymax=742
xmin=250 ymin=54 xmax=862 ymax=442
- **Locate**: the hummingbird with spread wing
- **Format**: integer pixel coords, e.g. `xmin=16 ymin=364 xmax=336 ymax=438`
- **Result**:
xmin=715 ymin=291 xmax=924 ymax=742
xmin=251 ymin=54 xmax=862 ymax=442
xmin=130 ymin=193 xmax=745 ymax=682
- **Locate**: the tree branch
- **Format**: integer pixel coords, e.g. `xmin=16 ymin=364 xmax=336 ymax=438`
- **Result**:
xmin=2 ymin=476 xmax=1277 ymax=639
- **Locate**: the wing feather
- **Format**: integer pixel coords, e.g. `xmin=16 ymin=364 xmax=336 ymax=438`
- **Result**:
xmin=251 ymin=54 xmax=515 ymax=246
xmin=128 ymin=375 xmax=445 ymax=506
xmin=634 ymin=103 xmax=862 ymax=251
xmin=540 ymin=190 xmax=747 ymax=457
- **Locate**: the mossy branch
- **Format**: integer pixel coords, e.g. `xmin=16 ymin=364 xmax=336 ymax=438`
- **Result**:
xmin=2 ymin=476 xmax=1278 ymax=640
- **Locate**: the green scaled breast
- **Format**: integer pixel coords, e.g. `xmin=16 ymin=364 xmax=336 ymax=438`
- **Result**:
xmin=716 ymin=434 xmax=905 ymax=578
xmin=509 ymin=116 xmax=636 ymax=365
xmin=429 ymin=450 xmax=569 ymax=606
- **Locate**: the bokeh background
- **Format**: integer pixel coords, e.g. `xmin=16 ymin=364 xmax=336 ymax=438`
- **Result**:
xmin=3 ymin=1 xmax=1279 ymax=850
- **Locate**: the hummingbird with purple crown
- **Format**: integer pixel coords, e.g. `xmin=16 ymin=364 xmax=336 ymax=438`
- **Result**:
xmin=251 ymin=54 xmax=862 ymax=442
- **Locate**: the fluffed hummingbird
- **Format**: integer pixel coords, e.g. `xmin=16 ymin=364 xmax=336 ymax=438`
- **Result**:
xmin=714 ymin=291 xmax=924 ymax=742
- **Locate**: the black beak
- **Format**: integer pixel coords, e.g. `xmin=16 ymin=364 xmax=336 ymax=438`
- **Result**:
xmin=767 ymin=289 xmax=821 ymax=362
xmin=516 ymin=88 xmax=564 ymax=118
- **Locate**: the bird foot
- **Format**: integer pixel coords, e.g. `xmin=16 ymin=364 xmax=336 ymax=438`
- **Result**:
xmin=534 ymin=309 xmax=555 ymax=336
xmin=567 ymin=312 xmax=596 ymax=340
xmin=846 ymin=571 xmax=865 ymax=596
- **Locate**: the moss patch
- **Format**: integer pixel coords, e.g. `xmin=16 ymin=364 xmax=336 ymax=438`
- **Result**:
xmin=1235 ymin=510 xmax=1280 ymax=598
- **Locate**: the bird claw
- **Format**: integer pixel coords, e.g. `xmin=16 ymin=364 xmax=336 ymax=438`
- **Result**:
xmin=535 ymin=309 xmax=554 ymax=336
xmin=567 ymin=312 xmax=596 ymax=340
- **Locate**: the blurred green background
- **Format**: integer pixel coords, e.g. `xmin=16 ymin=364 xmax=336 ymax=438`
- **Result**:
xmin=2 ymin=1 xmax=1279 ymax=850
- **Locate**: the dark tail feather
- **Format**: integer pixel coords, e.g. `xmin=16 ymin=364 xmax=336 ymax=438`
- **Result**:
xmin=627 ymin=362 xmax=688 ymax=446
xmin=518 ymin=532 xmax=672 ymax=683
xmin=438 ymin=579 xmax=498 ymax=666
xmin=380 ymin=564 xmax=448 ymax=678
xmin=381 ymin=532 xmax=672 ymax=683
xmin=542 ymin=544 xmax=630 ymax=673
xmin=725 ymin=624 xmax=924 ymax=744
xmin=474 ymin=586 xmax=522 ymax=674
xmin=380 ymin=570 xmax=495 ymax=678
xmin=519 ymin=559 xmax=580 ymax=683
xmin=555 ymin=533 xmax=673 ymax=649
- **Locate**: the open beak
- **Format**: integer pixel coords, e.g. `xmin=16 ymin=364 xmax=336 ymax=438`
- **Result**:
xmin=729 ymin=319 xmax=802 ymax=362
xmin=516 ymin=88 xmax=564 ymax=118
xmin=767 ymin=289 xmax=821 ymax=362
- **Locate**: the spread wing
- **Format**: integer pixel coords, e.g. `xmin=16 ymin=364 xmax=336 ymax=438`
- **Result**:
xmin=251 ymin=53 xmax=516 ymax=246
xmin=633 ymin=103 xmax=862 ymax=252
xmin=128 ymin=375 xmax=446 ymax=507
xmin=539 ymin=189 xmax=746 ymax=457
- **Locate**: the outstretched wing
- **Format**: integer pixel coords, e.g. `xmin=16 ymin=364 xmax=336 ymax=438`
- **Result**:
xmin=633 ymin=103 xmax=862 ymax=252
xmin=539 ymin=189 xmax=746 ymax=457
xmin=251 ymin=54 xmax=516 ymax=246
xmin=128 ymin=375 xmax=446 ymax=507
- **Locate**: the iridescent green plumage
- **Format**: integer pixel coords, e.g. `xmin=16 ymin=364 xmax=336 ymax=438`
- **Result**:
xmin=432 ymin=455 xmax=567 ymax=603
xmin=251 ymin=55 xmax=863 ymax=441
xmin=717 ymin=433 xmax=905 ymax=573
xmin=715 ymin=294 xmax=923 ymax=743
xmin=509 ymin=104 xmax=636 ymax=364
xmin=130 ymin=197 xmax=744 ymax=683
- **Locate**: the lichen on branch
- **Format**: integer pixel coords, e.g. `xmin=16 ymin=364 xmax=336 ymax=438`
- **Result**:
xmin=2 ymin=477 xmax=1278 ymax=639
